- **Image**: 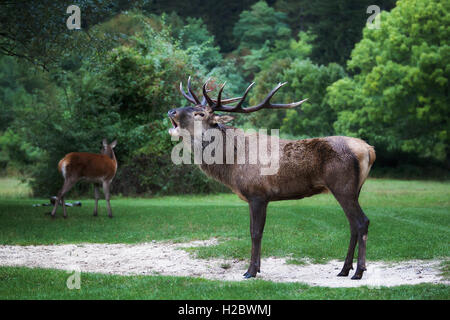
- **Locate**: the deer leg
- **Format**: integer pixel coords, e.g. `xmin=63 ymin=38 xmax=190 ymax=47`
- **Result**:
xmin=62 ymin=195 xmax=68 ymax=218
xmin=50 ymin=178 xmax=76 ymax=218
xmin=50 ymin=196 xmax=59 ymax=218
xmin=352 ymin=205 xmax=370 ymax=280
xmin=337 ymin=220 xmax=357 ymax=276
xmin=93 ymin=185 xmax=100 ymax=217
xmin=243 ymin=198 xmax=268 ymax=279
xmin=334 ymin=195 xmax=370 ymax=279
xmin=102 ymin=181 xmax=113 ymax=218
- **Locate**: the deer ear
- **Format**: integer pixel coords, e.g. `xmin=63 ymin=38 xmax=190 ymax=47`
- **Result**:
xmin=213 ymin=115 xmax=234 ymax=124
xmin=102 ymin=139 xmax=108 ymax=147
xmin=110 ymin=140 xmax=117 ymax=148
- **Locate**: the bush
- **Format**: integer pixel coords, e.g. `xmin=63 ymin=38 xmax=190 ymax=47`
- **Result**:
xmin=326 ymin=0 xmax=450 ymax=164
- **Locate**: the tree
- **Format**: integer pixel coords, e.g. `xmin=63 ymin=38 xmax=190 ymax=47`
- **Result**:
xmin=139 ymin=0 xmax=260 ymax=52
xmin=242 ymin=31 xmax=314 ymax=77
xmin=177 ymin=17 xmax=223 ymax=72
xmin=0 ymin=1 xmax=135 ymax=70
xmin=327 ymin=0 xmax=449 ymax=163
xmin=2 ymin=12 xmax=229 ymax=196
xmin=274 ymin=0 xmax=397 ymax=66
xmin=248 ymin=59 xmax=345 ymax=137
xmin=233 ymin=1 xmax=291 ymax=52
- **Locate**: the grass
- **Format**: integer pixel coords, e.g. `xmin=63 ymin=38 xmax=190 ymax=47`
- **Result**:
xmin=0 ymin=266 xmax=448 ymax=300
xmin=0 ymin=179 xmax=448 ymax=263
xmin=0 ymin=177 xmax=449 ymax=299
xmin=0 ymin=176 xmax=31 ymax=198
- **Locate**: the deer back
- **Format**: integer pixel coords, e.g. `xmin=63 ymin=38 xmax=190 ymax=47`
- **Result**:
xmin=58 ymin=152 xmax=117 ymax=182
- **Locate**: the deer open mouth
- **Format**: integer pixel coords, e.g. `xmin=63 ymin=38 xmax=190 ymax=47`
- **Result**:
xmin=169 ymin=117 xmax=178 ymax=129
xmin=168 ymin=116 xmax=181 ymax=137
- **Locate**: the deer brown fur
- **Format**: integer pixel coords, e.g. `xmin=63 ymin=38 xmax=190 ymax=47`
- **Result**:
xmin=50 ymin=139 xmax=117 ymax=218
xmin=168 ymin=78 xmax=375 ymax=279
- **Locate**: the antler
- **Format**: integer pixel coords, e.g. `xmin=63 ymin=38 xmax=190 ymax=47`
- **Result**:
xmin=180 ymin=77 xmax=308 ymax=113
xmin=202 ymin=80 xmax=308 ymax=113
xmin=179 ymin=76 xmax=201 ymax=105
xmin=181 ymin=77 xmax=244 ymax=106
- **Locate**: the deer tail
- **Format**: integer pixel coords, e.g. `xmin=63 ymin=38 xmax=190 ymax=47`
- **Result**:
xmin=368 ymin=146 xmax=376 ymax=168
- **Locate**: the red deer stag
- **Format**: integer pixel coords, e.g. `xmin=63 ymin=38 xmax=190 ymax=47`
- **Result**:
xmin=167 ymin=77 xmax=376 ymax=280
xmin=50 ymin=139 xmax=118 ymax=219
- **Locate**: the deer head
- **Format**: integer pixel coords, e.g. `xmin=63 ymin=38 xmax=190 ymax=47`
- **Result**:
xmin=167 ymin=76 xmax=308 ymax=138
xmin=101 ymin=138 xmax=117 ymax=159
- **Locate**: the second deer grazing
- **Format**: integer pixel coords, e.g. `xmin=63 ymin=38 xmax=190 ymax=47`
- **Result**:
xmin=168 ymin=78 xmax=376 ymax=280
xmin=50 ymin=139 xmax=118 ymax=219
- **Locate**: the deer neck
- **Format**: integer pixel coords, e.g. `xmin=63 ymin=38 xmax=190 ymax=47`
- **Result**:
xmin=196 ymin=124 xmax=239 ymax=187
xmin=104 ymin=149 xmax=117 ymax=171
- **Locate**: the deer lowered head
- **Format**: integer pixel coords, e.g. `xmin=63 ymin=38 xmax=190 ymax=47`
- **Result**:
xmin=51 ymin=139 xmax=118 ymax=219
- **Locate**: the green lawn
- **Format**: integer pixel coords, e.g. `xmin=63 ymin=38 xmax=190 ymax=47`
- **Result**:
xmin=0 ymin=266 xmax=448 ymax=300
xmin=0 ymin=177 xmax=31 ymax=198
xmin=0 ymin=178 xmax=449 ymax=299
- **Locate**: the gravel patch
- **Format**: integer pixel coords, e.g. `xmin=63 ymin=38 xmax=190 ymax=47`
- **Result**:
xmin=0 ymin=239 xmax=448 ymax=288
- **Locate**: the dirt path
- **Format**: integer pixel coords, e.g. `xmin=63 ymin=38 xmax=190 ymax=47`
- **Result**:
xmin=0 ymin=239 xmax=448 ymax=288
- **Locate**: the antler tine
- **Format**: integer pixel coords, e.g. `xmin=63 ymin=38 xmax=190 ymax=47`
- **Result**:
xmin=179 ymin=81 xmax=197 ymax=104
xmin=206 ymin=81 xmax=244 ymax=105
xmin=201 ymin=78 xmax=242 ymax=108
xmin=202 ymin=79 xmax=215 ymax=107
xmin=187 ymin=76 xmax=201 ymax=104
xmin=243 ymin=82 xmax=288 ymax=112
xmin=180 ymin=76 xmax=202 ymax=105
xmin=200 ymin=81 xmax=214 ymax=105
xmin=211 ymin=82 xmax=255 ymax=112
xmin=215 ymin=81 xmax=227 ymax=108
xmin=214 ymin=97 xmax=243 ymax=104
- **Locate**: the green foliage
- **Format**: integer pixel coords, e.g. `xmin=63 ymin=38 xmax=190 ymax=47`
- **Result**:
xmin=0 ymin=10 xmax=234 ymax=197
xmin=20 ymin=68 xmax=120 ymax=196
xmin=106 ymin=30 xmax=188 ymax=121
xmin=177 ymin=17 xmax=223 ymax=71
xmin=245 ymin=33 xmax=345 ymax=138
xmin=274 ymin=0 xmax=397 ymax=66
xmin=248 ymin=59 xmax=345 ymax=137
xmin=233 ymin=1 xmax=291 ymax=52
xmin=242 ymin=31 xmax=314 ymax=77
xmin=1 ymin=1 xmax=448 ymax=195
xmin=137 ymin=0 xmax=260 ymax=53
xmin=0 ymin=1 xmax=133 ymax=70
xmin=281 ymin=61 xmax=346 ymax=137
xmin=103 ymin=21 xmax=228 ymax=195
xmin=327 ymin=0 xmax=450 ymax=163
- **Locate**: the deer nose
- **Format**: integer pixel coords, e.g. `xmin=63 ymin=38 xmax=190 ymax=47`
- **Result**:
xmin=168 ymin=109 xmax=177 ymax=117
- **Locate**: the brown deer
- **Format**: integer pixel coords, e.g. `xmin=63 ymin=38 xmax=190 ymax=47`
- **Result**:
xmin=167 ymin=77 xmax=375 ymax=280
xmin=50 ymin=139 xmax=118 ymax=219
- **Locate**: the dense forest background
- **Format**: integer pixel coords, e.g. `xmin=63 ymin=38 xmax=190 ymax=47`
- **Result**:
xmin=0 ymin=0 xmax=448 ymax=197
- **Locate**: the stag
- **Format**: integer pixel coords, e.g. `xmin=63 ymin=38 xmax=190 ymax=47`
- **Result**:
xmin=50 ymin=139 xmax=118 ymax=219
xmin=168 ymin=78 xmax=375 ymax=280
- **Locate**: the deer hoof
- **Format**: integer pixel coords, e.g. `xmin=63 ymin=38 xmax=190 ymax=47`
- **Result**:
xmin=351 ymin=268 xmax=365 ymax=280
xmin=337 ymin=266 xmax=353 ymax=277
xmin=243 ymin=271 xmax=256 ymax=279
